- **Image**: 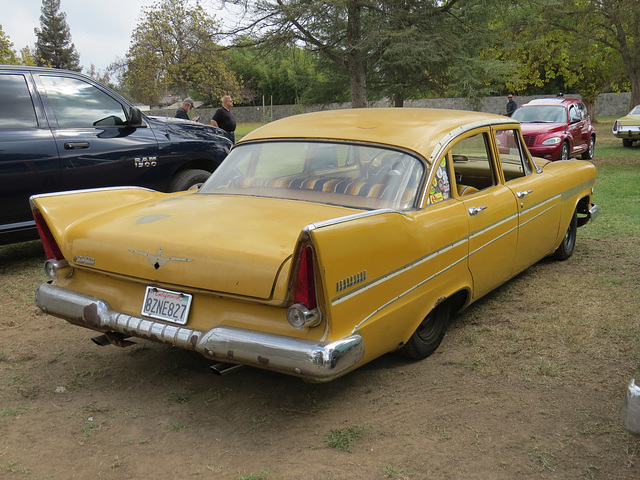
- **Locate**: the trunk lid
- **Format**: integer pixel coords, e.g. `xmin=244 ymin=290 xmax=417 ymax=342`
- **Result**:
xmin=62 ymin=193 xmax=356 ymax=300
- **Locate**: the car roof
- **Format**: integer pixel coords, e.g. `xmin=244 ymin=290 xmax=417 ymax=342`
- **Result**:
xmin=240 ymin=108 xmax=516 ymax=160
xmin=524 ymin=98 xmax=582 ymax=106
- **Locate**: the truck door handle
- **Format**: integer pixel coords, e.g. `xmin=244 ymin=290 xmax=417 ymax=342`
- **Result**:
xmin=64 ymin=142 xmax=90 ymax=150
xmin=468 ymin=206 xmax=488 ymax=216
xmin=517 ymin=190 xmax=533 ymax=198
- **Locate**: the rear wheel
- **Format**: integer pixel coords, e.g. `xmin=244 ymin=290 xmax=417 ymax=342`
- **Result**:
xmin=398 ymin=302 xmax=451 ymax=359
xmin=552 ymin=209 xmax=577 ymax=261
xmin=622 ymin=139 xmax=633 ymax=148
xmin=168 ymin=169 xmax=212 ymax=192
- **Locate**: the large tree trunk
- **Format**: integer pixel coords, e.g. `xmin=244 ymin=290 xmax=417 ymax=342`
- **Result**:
xmin=629 ymin=69 xmax=640 ymax=110
xmin=346 ymin=0 xmax=367 ymax=108
xmin=348 ymin=56 xmax=367 ymax=108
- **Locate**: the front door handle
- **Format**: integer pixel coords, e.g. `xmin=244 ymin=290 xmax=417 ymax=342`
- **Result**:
xmin=64 ymin=142 xmax=90 ymax=150
xmin=468 ymin=206 xmax=488 ymax=216
xmin=517 ymin=190 xmax=533 ymax=198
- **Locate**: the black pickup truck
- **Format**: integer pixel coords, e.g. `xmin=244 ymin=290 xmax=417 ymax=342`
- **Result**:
xmin=0 ymin=65 xmax=231 ymax=245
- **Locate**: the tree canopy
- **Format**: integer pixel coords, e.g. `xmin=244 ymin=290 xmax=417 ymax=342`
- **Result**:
xmin=0 ymin=25 xmax=19 ymax=65
xmin=34 ymin=0 xmax=81 ymax=70
xmin=121 ymin=0 xmax=241 ymax=106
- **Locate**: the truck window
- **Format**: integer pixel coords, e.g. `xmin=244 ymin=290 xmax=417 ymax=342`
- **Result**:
xmin=0 ymin=74 xmax=38 ymax=128
xmin=39 ymin=75 xmax=127 ymax=128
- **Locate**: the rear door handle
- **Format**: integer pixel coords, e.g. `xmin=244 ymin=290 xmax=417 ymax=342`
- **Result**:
xmin=468 ymin=206 xmax=488 ymax=216
xmin=64 ymin=142 xmax=90 ymax=150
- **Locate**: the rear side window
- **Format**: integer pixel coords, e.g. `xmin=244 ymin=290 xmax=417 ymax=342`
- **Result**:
xmin=39 ymin=75 xmax=127 ymax=127
xmin=0 ymin=74 xmax=38 ymax=128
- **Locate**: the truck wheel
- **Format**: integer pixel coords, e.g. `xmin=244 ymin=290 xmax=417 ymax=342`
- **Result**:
xmin=168 ymin=169 xmax=211 ymax=192
xmin=552 ymin=209 xmax=577 ymax=261
xmin=397 ymin=302 xmax=451 ymax=359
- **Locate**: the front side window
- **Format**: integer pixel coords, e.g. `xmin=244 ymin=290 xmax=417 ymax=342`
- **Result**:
xmin=40 ymin=75 xmax=127 ymax=127
xmin=0 ymin=74 xmax=37 ymax=128
xmin=199 ymin=141 xmax=425 ymax=210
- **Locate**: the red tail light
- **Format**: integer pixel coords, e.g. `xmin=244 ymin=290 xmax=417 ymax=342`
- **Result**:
xmin=294 ymin=246 xmax=317 ymax=308
xmin=33 ymin=210 xmax=64 ymax=260
xmin=287 ymin=245 xmax=321 ymax=329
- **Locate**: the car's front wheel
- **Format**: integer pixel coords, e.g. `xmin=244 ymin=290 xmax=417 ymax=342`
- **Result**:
xmin=581 ymin=136 xmax=595 ymax=159
xmin=552 ymin=209 xmax=577 ymax=261
xmin=398 ymin=302 xmax=451 ymax=359
xmin=168 ymin=169 xmax=212 ymax=192
xmin=558 ymin=141 xmax=570 ymax=161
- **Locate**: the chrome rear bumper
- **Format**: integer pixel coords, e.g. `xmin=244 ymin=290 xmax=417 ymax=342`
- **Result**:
xmin=35 ymin=283 xmax=364 ymax=382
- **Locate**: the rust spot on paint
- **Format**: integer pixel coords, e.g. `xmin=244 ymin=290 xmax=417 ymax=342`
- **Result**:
xmin=190 ymin=335 xmax=199 ymax=347
xmin=257 ymin=356 xmax=269 ymax=365
xmin=227 ymin=350 xmax=234 ymax=358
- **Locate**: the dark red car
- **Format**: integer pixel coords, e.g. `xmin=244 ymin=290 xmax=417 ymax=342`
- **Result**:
xmin=511 ymin=98 xmax=595 ymax=161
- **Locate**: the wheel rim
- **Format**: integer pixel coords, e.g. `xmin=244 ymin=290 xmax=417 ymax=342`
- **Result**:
xmin=561 ymin=143 xmax=569 ymax=160
xmin=588 ymin=138 xmax=595 ymax=157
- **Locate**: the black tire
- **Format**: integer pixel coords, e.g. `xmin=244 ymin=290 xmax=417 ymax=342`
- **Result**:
xmin=552 ymin=209 xmax=577 ymax=261
xmin=397 ymin=302 xmax=451 ymax=359
xmin=558 ymin=141 xmax=570 ymax=161
xmin=581 ymin=136 xmax=595 ymax=159
xmin=168 ymin=169 xmax=212 ymax=192
xmin=622 ymin=138 xmax=633 ymax=148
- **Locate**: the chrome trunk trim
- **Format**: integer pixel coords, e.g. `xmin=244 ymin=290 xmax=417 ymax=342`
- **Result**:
xmin=35 ymin=283 xmax=364 ymax=382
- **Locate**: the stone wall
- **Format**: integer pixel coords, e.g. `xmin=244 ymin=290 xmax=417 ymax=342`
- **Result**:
xmin=150 ymin=92 xmax=633 ymax=123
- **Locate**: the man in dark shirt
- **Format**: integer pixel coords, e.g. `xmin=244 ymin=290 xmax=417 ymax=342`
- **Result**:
xmin=175 ymin=98 xmax=199 ymax=121
xmin=211 ymin=95 xmax=236 ymax=143
xmin=505 ymin=94 xmax=518 ymax=117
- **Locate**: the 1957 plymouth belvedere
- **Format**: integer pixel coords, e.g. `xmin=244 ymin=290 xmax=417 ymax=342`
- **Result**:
xmin=32 ymin=108 xmax=599 ymax=382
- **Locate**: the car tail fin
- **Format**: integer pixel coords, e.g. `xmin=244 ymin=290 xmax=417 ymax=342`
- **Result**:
xmin=33 ymin=208 xmax=64 ymax=260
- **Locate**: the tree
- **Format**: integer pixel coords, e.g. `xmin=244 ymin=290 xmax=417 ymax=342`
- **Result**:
xmin=1 ymin=25 xmax=19 ymax=64
xmin=228 ymin=38 xmax=321 ymax=105
xmin=236 ymin=0 xmax=512 ymax=108
xmin=34 ymin=0 xmax=81 ymax=70
xmin=123 ymin=0 xmax=240 ymax=105
xmin=543 ymin=0 xmax=640 ymax=109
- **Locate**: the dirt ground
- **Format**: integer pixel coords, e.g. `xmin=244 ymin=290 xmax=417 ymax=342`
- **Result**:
xmin=2 ymin=144 xmax=640 ymax=479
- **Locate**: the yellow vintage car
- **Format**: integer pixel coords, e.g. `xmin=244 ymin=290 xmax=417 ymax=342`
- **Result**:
xmin=32 ymin=108 xmax=599 ymax=382
xmin=612 ymin=105 xmax=640 ymax=147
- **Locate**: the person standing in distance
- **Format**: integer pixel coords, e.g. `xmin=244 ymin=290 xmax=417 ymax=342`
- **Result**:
xmin=505 ymin=94 xmax=518 ymax=117
xmin=211 ymin=95 xmax=236 ymax=143
xmin=175 ymin=98 xmax=200 ymax=121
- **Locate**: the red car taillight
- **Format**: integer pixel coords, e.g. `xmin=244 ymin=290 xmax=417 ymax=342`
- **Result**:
xmin=287 ymin=245 xmax=321 ymax=328
xmin=294 ymin=246 xmax=317 ymax=308
xmin=33 ymin=210 xmax=64 ymax=260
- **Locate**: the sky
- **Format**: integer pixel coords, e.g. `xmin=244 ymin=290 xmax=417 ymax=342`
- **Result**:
xmin=1 ymin=0 xmax=239 ymax=72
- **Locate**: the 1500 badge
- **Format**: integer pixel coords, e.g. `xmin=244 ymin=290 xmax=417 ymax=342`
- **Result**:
xmin=134 ymin=156 xmax=157 ymax=168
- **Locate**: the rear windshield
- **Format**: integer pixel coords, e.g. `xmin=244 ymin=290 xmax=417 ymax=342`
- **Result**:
xmin=199 ymin=141 xmax=425 ymax=210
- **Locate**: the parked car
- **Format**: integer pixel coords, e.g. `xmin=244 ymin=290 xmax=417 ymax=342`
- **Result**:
xmin=511 ymin=98 xmax=595 ymax=161
xmin=0 ymin=65 xmax=231 ymax=245
xmin=32 ymin=108 xmax=599 ymax=382
xmin=612 ymin=105 xmax=640 ymax=147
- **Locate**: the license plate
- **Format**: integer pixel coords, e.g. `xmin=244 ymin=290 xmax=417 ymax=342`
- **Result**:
xmin=142 ymin=286 xmax=192 ymax=325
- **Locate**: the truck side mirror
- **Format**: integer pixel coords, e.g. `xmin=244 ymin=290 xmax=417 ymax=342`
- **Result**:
xmin=128 ymin=107 xmax=143 ymax=128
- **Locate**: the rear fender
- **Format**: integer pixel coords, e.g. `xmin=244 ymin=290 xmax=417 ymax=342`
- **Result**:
xmin=30 ymin=187 xmax=170 ymax=255
xmin=306 ymin=204 xmax=473 ymax=361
